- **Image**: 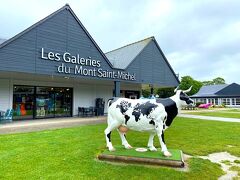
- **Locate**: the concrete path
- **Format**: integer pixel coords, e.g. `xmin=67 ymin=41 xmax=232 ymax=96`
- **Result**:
xmin=0 ymin=116 xmax=107 ymax=135
xmin=1 ymin=113 xmax=239 ymax=135
xmin=178 ymin=114 xmax=240 ymax=123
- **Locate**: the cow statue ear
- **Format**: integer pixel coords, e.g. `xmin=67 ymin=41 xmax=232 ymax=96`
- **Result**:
xmin=183 ymin=86 xmax=192 ymax=93
xmin=174 ymin=86 xmax=179 ymax=93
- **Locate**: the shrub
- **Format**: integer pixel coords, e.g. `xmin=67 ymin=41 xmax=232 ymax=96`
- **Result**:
xmin=221 ymin=104 xmax=226 ymax=108
xmin=196 ymin=102 xmax=204 ymax=107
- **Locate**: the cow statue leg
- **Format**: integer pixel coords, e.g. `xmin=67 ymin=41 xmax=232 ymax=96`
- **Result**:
xmin=117 ymin=130 xmax=132 ymax=149
xmin=155 ymin=122 xmax=172 ymax=157
xmin=147 ymin=133 xmax=157 ymax=151
xmin=104 ymin=115 xmax=121 ymax=151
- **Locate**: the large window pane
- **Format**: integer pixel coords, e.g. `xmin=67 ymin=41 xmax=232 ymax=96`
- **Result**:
xmin=12 ymin=85 xmax=72 ymax=120
xmin=55 ymin=88 xmax=72 ymax=117
xmin=236 ymin=98 xmax=240 ymax=105
xmin=36 ymin=87 xmax=55 ymax=118
xmin=222 ymin=98 xmax=227 ymax=105
xmin=13 ymin=85 xmax=34 ymax=120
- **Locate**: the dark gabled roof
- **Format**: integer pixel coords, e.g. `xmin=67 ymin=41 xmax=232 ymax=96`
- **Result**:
xmin=191 ymin=83 xmax=240 ymax=97
xmin=105 ymin=37 xmax=153 ymax=69
xmin=151 ymin=37 xmax=180 ymax=84
xmin=0 ymin=38 xmax=6 ymax=44
xmin=105 ymin=37 xmax=180 ymax=84
xmin=216 ymin=83 xmax=240 ymax=96
xmin=0 ymin=4 xmax=179 ymax=86
xmin=0 ymin=5 xmax=67 ymax=49
xmin=0 ymin=4 xmax=114 ymax=68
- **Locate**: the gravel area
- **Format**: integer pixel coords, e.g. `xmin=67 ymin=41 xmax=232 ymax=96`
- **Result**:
xmin=199 ymin=152 xmax=240 ymax=179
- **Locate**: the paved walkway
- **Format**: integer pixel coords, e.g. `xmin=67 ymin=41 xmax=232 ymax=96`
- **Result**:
xmin=178 ymin=114 xmax=240 ymax=123
xmin=1 ymin=113 xmax=239 ymax=135
xmin=0 ymin=116 xmax=107 ymax=135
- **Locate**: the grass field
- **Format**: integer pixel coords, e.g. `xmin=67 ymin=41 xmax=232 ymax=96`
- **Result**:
xmin=224 ymin=108 xmax=240 ymax=112
xmin=1 ymin=117 xmax=240 ymax=179
xmin=184 ymin=108 xmax=240 ymax=119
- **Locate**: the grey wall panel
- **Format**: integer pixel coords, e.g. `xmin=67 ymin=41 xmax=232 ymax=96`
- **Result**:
xmin=66 ymin=10 xmax=111 ymax=70
xmin=0 ymin=6 xmax=177 ymax=86
xmin=126 ymin=41 xmax=179 ymax=86
xmin=217 ymin=83 xmax=240 ymax=96
xmin=0 ymin=8 xmax=115 ymax=80
xmin=0 ymin=30 xmax=36 ymax=73
xmin=34 ymin=9 xmax=113 ymax=77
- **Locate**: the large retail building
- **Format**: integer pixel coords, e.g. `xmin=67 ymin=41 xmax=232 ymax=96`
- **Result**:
xmin=0 ymin=4 xmax=179 ymax=120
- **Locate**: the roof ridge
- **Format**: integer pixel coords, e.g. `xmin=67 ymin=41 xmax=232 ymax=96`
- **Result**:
xmin=66 ymin=5 xmax=114 ymax=68
xmin=105 ymin=36 xmax=154 ymax=54
xmin=203 ymin=84 xmax=228 ymax=87
xmin=0 ymin=4 xmax=68 ymax=49
xmin=0 ymin=4 xmax=114 ymax=69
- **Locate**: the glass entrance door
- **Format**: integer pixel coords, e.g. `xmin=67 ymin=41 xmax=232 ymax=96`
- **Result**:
xmin=36 ymin=87 xmax=72 ymax=118
xmin=55 ymin=88 xmax=72 ymax=117
xmin=36 ymin=87 xmax=55 ymax=118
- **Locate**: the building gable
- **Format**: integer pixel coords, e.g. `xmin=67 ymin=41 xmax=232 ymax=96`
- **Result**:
xmin=125 ymin=38 xmax=179 ymax=86
xmin=0 ymin=5 xmax=113 ymax=78
xmin=216 ymin=83 xmax=240 ymax=96
xmin=105 ymin=37 xmax=152 ymax=69
xmin=191 ymin=84 xmax=228 ymax=97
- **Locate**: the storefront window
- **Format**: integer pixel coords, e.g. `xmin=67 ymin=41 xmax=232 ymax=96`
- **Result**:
xmin=36 ymin=87 xmax=55 ymax=118
xmin=55 ymin=87 xmax=72 ymax=117
xmin=13 ymin=86 xmax=34 ymax=120
xmin=13 ymin=85 xmax=72 ymax=120
xmin=226 ymin=98 xmax=230 ymax=105
xmin=231 ymin=98 xmax=236 ymax=106
xmin=236 ymin=98 xmax=240 ymax=105
xmin=222 ymin=98 xmax=227 ymax=105
xmin=125 ymin=90 xmax=140 ymax=99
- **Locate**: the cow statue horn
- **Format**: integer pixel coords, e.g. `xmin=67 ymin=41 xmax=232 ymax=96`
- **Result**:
xmin=183 ymin=86 xmax=192 ymax=93
xmin=174 ymin=86 xmax=179 ymax=93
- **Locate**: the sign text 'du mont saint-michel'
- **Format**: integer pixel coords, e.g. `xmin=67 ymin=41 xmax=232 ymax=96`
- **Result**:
xmin=40 ymin=48 xmax=136 ymax=81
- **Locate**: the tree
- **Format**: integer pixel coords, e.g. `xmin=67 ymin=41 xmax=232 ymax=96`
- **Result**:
xmin=202 ymin=77 xmax=226 ymax=86
xmin=142 ymin=88 xmax=151 ymax=98
xmin=202 ymin=80 xmax=213 ymax=86
xmin=155 ymin=87 xmax=175 ymax=98
xmin=212 ymin=77 xmax=225 ymax=85
xmin=179 ymin=76 xmax=203 ymax=96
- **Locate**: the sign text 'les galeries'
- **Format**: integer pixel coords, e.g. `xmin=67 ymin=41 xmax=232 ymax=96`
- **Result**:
xmin=40 ymin=48 xmax=136 ymax=81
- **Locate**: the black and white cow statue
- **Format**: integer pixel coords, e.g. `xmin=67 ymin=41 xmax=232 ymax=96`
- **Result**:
xmin=104 ymin=86 xmax=193 ymax=157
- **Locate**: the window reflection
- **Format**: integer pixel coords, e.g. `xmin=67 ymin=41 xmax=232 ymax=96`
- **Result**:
xmin=13 ymin=85 xmax=72 ymax=120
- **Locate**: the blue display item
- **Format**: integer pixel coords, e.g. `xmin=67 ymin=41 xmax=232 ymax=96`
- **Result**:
xmin=16 ymin=97 xmax=22 ymax=103
xmin=16 ymin=104 xmax=21 ymax=116
xmin=36 ymin=98 xmax=47 ymax=107
xmin=47 ymin=99 xmax=54 ymax=111
xmin=0 ymin=109 xmax=13 ymax=123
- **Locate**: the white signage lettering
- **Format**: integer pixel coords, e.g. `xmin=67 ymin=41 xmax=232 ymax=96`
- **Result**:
xmin=40 ymin=48 xmax=136 ymax=81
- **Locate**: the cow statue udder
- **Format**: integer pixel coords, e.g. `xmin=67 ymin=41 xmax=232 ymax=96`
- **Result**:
xmin=104 ymin=86 xmax=194 ymax=157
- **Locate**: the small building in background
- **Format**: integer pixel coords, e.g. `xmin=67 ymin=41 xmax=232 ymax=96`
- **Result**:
xmin=191 ymin=83 xmax=240 ymax=107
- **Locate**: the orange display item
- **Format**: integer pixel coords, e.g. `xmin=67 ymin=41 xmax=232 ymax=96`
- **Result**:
xmin=20 ymin=104 xmax=27 ymax=116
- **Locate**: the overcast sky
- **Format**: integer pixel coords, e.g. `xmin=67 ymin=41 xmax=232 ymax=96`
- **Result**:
xmin=0 ymin=0 xmax=239 ymax=84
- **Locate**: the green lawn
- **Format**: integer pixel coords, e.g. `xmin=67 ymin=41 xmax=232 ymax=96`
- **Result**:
xmin=1 ymin=117 xmax=240 ymax=179
xmin=184 ymin=109 xmax=240 ymax=119
xmin=223 ymin=108 xmax=240 ymax=112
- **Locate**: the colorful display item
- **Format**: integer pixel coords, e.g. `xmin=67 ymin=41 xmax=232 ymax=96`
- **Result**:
xmin=198 ymin=103 xmax=212 ymax=109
